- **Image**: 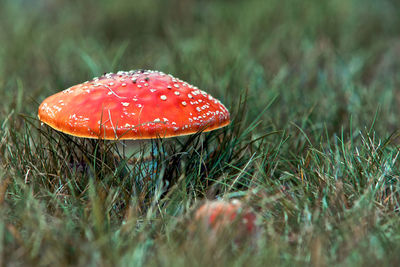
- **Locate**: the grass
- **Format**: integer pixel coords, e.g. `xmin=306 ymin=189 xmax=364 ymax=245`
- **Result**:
xmin=1 ymin=0 xmax=400 ymax=266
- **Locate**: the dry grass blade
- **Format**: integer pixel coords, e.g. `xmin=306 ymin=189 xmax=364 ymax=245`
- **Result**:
xmin=0 ymin=177 xmax=10 ymax=205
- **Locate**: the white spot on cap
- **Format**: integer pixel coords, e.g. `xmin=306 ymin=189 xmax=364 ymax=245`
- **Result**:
xmin=122 ymin=83 xmax=127 ymax=87
xmin=182 ymin=101 xmax=187 ymax=106
xmin=174 ymin=84 xmax=179 ymax=88
xmin=188 ymin=94 xmax=193 ymax=99
xmin=154 ymin=118 xmax=161 ymax=123
xmin=160 ymin=95 xmax=167 ymax=101
xmin=122 ymin=102 xmax=129 ymax=107
xmin=174 ymin=91 xmax=180 ymax=96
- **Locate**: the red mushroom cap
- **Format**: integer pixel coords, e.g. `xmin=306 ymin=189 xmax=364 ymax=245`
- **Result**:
xmin=38 ymin=70 xmax=230 ymax=140
xmin=195 ymin=200 xmax=257 ymax=233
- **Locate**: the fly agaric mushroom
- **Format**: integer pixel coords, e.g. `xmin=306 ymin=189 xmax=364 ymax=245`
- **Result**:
xmin=38 ymin=70 xmax=230 ymax=140
xmin=195 ymin=200 xmax=257 ymax=234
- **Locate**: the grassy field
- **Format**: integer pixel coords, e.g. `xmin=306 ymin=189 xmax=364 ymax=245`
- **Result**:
xmin=1 ymin=0 xmax=400 ymax=266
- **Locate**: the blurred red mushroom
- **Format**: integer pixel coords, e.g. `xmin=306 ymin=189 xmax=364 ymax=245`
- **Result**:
xmin=195 ymin=199 xmax=257 ymax=235
xmin=38 ymin=70 xmax=230 ymax=140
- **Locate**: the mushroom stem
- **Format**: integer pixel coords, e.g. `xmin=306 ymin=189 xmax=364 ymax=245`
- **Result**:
xmin=115 ymin=139 xmax=162 ymax=178
xmin=115 ymin=139 xmax=163 ymax=159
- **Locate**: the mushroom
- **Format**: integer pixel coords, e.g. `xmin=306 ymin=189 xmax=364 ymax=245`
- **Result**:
xmin=38 ymin=70 xmax=230 ymax=140
xmin=194 ymin=199 xmax=257 ymax=234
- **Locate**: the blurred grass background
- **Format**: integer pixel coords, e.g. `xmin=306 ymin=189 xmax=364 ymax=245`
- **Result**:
xmin=1 ymin=0 xmax=400 ymax=266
